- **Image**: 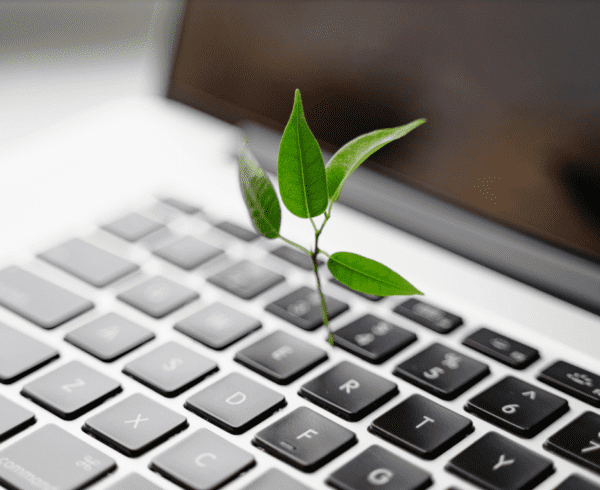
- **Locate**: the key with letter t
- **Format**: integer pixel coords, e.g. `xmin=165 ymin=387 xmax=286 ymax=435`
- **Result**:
xmin=369 ymin=394 xmax=473 ymax=459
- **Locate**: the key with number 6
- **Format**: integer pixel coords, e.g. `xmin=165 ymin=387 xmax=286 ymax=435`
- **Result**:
xmin=465 ymin=376 xmax=569 ymax=438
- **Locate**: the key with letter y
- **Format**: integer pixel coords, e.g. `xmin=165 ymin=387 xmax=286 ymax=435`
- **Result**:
xmin=446 ymin=431 xmax=554 ymax=489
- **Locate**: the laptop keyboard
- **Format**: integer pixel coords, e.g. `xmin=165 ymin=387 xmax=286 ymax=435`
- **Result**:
xmin=1 ymin=196 xmax=600 ymax=490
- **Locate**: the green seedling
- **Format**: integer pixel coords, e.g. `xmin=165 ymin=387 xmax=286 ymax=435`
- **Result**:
xmin=238 ymin=89 xmax=426 ymax=346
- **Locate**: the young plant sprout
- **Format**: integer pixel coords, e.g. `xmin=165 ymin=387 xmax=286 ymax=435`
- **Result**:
xmin=238 ymin=89 xmax=426 ymax=346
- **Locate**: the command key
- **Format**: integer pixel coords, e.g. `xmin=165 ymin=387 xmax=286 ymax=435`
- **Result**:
xmin=0 ymin=424 xmax=115 ymax=490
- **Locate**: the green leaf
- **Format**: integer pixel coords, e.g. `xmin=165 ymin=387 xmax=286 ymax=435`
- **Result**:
xmin=328 ymin=252 xmax=423 ymax=296
xmin=277 ymin=89 xmax=328 ymax=218
xmin=326 ymin=119 xmax=427 ymax=202
xmin=238 ymin=147 xmax=281 ymax=239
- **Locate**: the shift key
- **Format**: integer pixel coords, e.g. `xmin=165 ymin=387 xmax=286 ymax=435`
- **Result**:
xmin=0 ymin=266 xmax=93 ymax=329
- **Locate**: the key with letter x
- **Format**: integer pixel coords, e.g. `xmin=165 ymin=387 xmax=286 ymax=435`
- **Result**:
xmin=83 ymin=393 xmax=187 ymax=457
xmin=446 ymin=431 xmax=554 ymax=489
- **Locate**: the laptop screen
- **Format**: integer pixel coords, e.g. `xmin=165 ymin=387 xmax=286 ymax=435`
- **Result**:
xmin=168 ymin=0 xmax=600 ymax=264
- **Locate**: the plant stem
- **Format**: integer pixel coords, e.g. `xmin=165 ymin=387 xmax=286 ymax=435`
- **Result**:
xmin=278 ymin=235 xmax=311 ymax=255
xmin=311 ymin=210 xmax=334 ymax=346
xmin=279 ymin=208 xmax=335 ymax=346
xmin=312 ymin=251 xmax=334 ymax=345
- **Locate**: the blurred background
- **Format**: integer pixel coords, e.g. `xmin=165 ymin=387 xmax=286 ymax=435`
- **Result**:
xmin=2 ymin=1 xmax=599 ymax=264
xmin=170 ymin=1 xmax=600 ymax=263
xmin=0 ymin=1 xmax=183 ymax=144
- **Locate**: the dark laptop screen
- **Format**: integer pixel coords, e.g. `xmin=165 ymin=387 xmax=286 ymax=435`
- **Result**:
xmin=168 ymin=0 xmax=600 ymax=263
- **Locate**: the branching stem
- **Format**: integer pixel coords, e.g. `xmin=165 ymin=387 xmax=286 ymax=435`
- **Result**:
xmin=278 ymin=207 xmax=335 ymax=345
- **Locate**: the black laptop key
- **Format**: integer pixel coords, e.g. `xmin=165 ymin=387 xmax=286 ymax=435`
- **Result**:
xmin=207 ymin=259 xmax=284 ymax=299
xmin=298 ymin=360 xmax=398 ymax=421
xmin=0 ymin=424 xmax=116 ymax=490
xmin=185 ymin=372 xmax=286 ymax=434
xmin=327 ymin=444 xmax=433 ymax=490
xmin=150 ymin=428 xmax=255 ymax=490
xmin=271 ymin=244 xmax=323 ymax=271
xmin=465 ymin=376 xmax=569 ymax=438
xmin=83 ymin=393 xmax=188 ymax=457
xmin=446 ymin=431 xmax=554 ymax=490
xmin=544 ymin=411 xmax=600 ymax=474
xmin=175 ymin=302 xmax=261 ymax=350
xmin=554 ymin=475 xmax=600 ymax=490
xmin=393 ymin=298 xmax=462 ymax=333
xmin=117 ymin=275 xmax=199 ymax=318
xmin=241 ymin=468 xmax=311 ymax=490
xmin=123 ymin=341 xmax=218 ymax=397
xmin=330 ymin=277 xmax=384 ymax=301
xmin=0 ymin=266 xmax=94 ymax=329
xmin=65 ymin=312 xmax=155 ymax=362
xmin=394 ymin=343 xmax=490 ymax=400
xmin=234 ymin=330 xmax=328 ymax=384
xmin=21 ymin=360 xmax=122 ymax=420
xmin=463 ymin=328 xmax=539 ymax=369
xmin=214 ymin=221 xmax=259 ymax=241
xmin=0 ymin=321 xmax=59 ymax=384
xmin=102 ymin=212 xmax=164 ymax=242
xmin=154 ymin=236 xmax=223 ymax=270
xmin=252 ymin=406 xmax=357 ymax=472
xmin=265 ymin=286 xmax=349 ymax=330
xmin=369 ymin=394 xmax=473 ymax=459
xmin=333 ymin=314 xmax=417 ymax=364
xmin=538 ymin=360 xmax=600 ymax=407
xmin=0 ymin=395 xmax=35 ymax=443
xmin=38 ymin=238 xmax=139 ymax=287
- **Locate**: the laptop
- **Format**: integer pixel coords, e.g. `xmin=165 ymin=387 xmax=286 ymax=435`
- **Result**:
xmin=0 ymin=1 xmax=599 ymax=489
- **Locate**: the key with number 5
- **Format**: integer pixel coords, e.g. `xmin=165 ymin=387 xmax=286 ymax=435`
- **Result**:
xmin=394 ymin=343 xmax=490 ymax=400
